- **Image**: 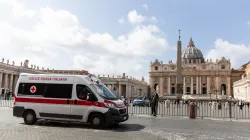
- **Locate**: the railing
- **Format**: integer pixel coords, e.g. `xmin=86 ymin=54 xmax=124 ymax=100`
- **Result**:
xmin=0 ymin=98 xmax=13 ymax=107
xmin=2 ymin=98 xmax=249 ymax=120
xmin=128 ymin=101 xmax=250 ymax=120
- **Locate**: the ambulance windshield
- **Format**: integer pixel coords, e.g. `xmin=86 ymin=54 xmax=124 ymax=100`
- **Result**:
xmin=90 ymin=84 xmax=117 ymax=100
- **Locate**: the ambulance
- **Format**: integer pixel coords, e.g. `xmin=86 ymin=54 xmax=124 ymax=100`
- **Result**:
xmin=13 ymin=73 xmax=129 ymax=127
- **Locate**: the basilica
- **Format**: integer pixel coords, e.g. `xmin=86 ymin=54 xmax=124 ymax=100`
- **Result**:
xmin=149 ymin=38 xmax=243 ymax=100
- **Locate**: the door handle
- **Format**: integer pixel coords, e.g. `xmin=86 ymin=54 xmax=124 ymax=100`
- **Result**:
xmin=66 ymin=99 xmax=70 ymax=104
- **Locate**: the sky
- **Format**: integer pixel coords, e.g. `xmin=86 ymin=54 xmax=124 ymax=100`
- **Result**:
xmin=0 ymin=0 xmax=250 ymax=83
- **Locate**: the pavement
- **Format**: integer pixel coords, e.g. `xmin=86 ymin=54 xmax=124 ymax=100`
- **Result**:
xmin=1 ymin=107 xmax=250 ymax=140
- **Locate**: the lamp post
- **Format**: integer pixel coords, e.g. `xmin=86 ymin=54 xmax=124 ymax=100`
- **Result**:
xmin=228 ymin=95 xmax=232 ymax=118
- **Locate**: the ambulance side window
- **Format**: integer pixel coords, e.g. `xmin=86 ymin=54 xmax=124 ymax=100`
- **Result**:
xmin=17 ymin=83 xmax=46 ymax=96
xmin=76 ymin=84 xmax=92 ymax=100
xmin=44 ymin=84 xmax=73 ymax=99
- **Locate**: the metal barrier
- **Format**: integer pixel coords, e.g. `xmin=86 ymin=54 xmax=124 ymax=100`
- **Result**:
xmin=128 ymin=101 xmax=250 ymax=120
xmin=2 ymin=99 xmax=249 ymax=120
xmin=0 ymin=98 xmax=14 ymax=107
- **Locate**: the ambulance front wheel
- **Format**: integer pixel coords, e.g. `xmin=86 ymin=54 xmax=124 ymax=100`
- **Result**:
xmin=23 ymin=110 xmax=37 ymax=125
xmin=89 ymin=113 xmax=105 ymax=128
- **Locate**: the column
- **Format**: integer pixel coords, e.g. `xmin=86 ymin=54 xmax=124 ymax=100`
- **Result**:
xmin=199 ymin=77 xmax=202 ymax=94
xmin=4 ymin=73 xmax=8 ymax=89
xmin=126 ymin=85 xmax=129 ymax=98
xmin=196 ymin=77 xmax=199 ymax=94
xmin=207 ymin=76 xmax=210 ymax=94
xmin=247 ymin=86 xmax=250 ymax=102
xmin=168 ymin=77 xmax=171 ymax=94
xmin=191 ymin=77 xmax=193 ymax=94
xmin=183 ymin=77 xmax=186 ymax=94
xmin=9 ymin=74 xmax=13 ymax=92
xmin=227 ymin=77 xmax=231 ymax=97
xmin=216 ymin=77 xmax=219 ymax=90
xmin=128 ymin=85 xmax=131 ymax=98
xmin=0 ymin=72 xmax=2 ymax=88
xmin=160 ymin=77 xmax=164 ymax=96
xmin=12 ymin=75 xmax=17 ymax=93
xmin=149 ymin=76 xmax=153 ymax=92
xmin=119 ymin=84 xmax=122 ymax=98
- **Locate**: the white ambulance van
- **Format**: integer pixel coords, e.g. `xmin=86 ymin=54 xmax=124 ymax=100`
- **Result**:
xmin=13 ymin=73 xmax=128 ymax=127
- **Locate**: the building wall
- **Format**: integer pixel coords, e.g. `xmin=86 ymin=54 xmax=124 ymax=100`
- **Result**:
xmin=233 ymin=62 xmax=250 ymax=101
xmin=233 ymin=78 xmax=250 ymax=101
xmin=100 ymin=74 xmax=148 ymax=99
xmin=149 ymin=57 xmax=238 ymax=100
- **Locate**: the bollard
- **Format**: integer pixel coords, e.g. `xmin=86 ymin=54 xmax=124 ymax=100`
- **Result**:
xmin=189 ymin=102 xmax=196 ymax=119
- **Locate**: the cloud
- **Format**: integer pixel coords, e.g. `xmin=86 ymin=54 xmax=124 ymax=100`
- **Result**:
xmin=128 ymin=10 xmax=145 ymax=24
xmin=0 ymin=1 xmax=169 ymax=83
xmin=142 ymin=4 xmax=148 ymax=11
xmin=205 ymin=38 xmax=250 ymax=68
xmin=0 ymin=0 xmax=36 ymax=17
xmin=127 ymin=9 xmax=158 ymax=25
xmin=118 ymin=17 xmax=124 ymax=24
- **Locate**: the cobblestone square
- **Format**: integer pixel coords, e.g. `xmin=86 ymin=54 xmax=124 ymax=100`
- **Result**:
xmin=1 ymin=108 xmax=250 ymax=140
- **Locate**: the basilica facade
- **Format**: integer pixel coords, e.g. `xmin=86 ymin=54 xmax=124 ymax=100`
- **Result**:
xmin=149 ymin=38 xmax=243 ymax=100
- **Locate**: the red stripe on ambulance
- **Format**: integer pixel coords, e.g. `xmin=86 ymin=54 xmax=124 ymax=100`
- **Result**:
xmin=15 ymin=97 xmax=108 ymax=108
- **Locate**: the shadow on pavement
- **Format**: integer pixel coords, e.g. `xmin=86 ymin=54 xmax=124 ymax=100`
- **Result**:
xmin=19 ymin=120 xmax=145 ymax=132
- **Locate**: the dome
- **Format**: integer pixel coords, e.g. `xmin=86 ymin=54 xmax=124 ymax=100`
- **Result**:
xmin=182 ymin=38 xmax=205 ymax=64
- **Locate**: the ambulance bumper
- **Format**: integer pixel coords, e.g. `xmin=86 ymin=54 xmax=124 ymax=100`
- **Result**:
xmin=13 ymin=106 xmax=25 ymax=117
xmin=104 ymin=108 xmax=129 ymax=124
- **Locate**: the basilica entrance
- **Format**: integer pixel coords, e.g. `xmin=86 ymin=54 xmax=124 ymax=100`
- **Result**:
xmin=202 ymin=87 xmax=207 ymax=94
xmin=171 ymin=87 xmax=175 ymax=95
xmin=221 ymin=84 xmax=226 ymax=95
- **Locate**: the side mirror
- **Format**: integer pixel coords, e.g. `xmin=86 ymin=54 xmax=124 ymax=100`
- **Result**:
xmin=87 ymin=93 xmax=96 ymax=101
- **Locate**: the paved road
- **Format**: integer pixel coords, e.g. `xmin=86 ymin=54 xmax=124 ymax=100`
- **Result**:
xmin=1 ymin=108 xmax=250 ymax=140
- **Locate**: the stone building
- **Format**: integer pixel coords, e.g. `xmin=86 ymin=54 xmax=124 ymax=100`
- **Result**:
xmin=149 ymin=38 xmax=243 ymax=100
xmin=0 ymin=59 xmax=89 ymax=95
xmin=233 ymin=61 xmax=250 ymax=101
xmin=0 ymin=58 xmax=148 ymax=99
xmin=100 ymin=73 xmax=148 ymax=99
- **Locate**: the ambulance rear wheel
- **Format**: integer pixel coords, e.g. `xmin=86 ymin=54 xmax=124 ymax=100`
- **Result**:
xmin=89 ymin=113 xmax=105 ymax=128
xmin=24 ymin=110 xmax=37 ymax=125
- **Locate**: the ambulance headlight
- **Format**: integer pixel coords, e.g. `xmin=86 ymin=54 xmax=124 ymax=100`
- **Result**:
xmin=105 ymin=103 xmax=116 ymax=108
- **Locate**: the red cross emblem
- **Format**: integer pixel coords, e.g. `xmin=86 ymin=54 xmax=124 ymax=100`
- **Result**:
xmin=30 ymin=86 xmax=37 ymax=93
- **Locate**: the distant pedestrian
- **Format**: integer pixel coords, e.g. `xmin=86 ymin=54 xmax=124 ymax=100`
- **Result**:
xmin=151 ymin=91 xmax=159 ymax=116
xmin=239 ymin=100 xmax=243 ymax=110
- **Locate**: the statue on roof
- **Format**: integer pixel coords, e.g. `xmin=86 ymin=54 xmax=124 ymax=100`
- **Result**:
xmin=24 ymin=59 xmax=29 ymax=68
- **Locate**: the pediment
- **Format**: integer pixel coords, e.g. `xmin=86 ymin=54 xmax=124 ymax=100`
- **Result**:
xmin=217 ymin=57 xmax=230 ymax=64
xmin=152 ymin=59 xmax=161 ymax=65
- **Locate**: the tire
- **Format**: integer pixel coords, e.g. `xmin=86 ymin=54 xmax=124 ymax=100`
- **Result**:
xmin=23 ymin=110 xmax=37 ymax=125
xmin=89 ymin=113 xmax=105 ymax=128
